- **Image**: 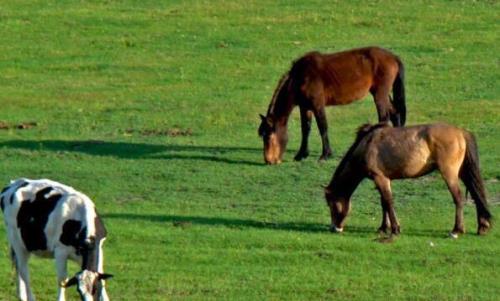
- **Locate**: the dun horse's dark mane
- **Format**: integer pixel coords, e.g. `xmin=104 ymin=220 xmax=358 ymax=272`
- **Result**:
xmin=332 ymin=123 xmax=389 ymax=181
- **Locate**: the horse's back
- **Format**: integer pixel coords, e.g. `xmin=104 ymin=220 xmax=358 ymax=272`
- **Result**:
xmin=292 ymin=47 xmax=401 ymax=105
xmin=364 ymin=123 xmax=466 ymax=179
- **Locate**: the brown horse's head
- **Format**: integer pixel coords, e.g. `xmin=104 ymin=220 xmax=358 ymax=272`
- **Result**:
xmin=258 ymin=114 xmax=288 ymax=164
xmin=324 ymin=186 xmax=351 ymax=232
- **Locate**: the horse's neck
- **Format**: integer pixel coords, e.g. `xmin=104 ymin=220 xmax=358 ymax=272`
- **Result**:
xmin=267 ymin=76 xmax=294 ymax=124
xmin=332 ymin=162 xmax=364 ymax=198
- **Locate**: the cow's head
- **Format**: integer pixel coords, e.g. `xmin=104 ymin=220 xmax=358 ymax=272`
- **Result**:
xmin=63 ymin=270 xmax=113 ymax=301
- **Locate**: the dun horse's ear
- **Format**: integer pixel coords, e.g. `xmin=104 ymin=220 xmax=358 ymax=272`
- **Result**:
xmin=98 ymin=273 xmax=113 ymax=280
xmin=62 ymin=277 xmax=78 ymax=288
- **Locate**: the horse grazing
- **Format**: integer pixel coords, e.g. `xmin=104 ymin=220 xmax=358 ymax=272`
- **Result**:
xmin=258 ymin=46 xmax=406 ymax=164
xmin=0 ymin=178 xmax=112 ymax=301
xmin=324 ymin=123 xmax=492 ymax=238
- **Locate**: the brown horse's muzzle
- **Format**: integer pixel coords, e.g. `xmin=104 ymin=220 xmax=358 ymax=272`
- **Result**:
xmin=263 ymin=133 xmax=283 ymax=165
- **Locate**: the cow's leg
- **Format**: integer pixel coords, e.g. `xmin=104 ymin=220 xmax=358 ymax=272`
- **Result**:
xmin=98 ymin=239 xmax=110 ymax=301
xmin=294 ymin=106 xmax=313 ymax=161
xmin=12 ymin=247 xmax=35 ymax=301
xmin=54 ymin=249 xmax=68 ymax=301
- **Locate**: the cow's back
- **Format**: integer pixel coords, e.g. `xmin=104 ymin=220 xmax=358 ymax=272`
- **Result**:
xmin=1 ymin=179 xmax=97 ymax=254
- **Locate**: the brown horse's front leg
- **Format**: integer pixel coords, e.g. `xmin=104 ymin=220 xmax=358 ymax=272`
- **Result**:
xmin=294 ymin=107 xmax=313 ymax=161
xmin=374 ymin=176 xmax=400 ymax=235
xmin=313 ymin=107 xmax=332 ymax=161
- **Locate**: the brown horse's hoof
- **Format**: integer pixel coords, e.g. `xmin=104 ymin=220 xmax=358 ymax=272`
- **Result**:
xmin=294 ymin=151 xmax=309 ymax=161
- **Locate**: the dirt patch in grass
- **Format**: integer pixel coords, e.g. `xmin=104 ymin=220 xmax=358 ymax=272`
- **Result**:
xmin=0 ymin=121 xmax=37 ymax=130
xmin=125 ymin=127 xmax=193 ymax=137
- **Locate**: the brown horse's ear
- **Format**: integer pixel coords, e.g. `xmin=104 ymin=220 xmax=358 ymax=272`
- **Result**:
xmin=323 ymin=185 xmax=332 ymax=194
xmin=259 ymin=114 xmax=266 ymax=121
xmin=62 ymin=277 xmax=78 ymax=288
xmin=98 ymin=273 xmax=113 ymax=281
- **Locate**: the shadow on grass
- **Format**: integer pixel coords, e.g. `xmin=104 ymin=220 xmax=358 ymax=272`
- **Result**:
xmin=103 ymin=213 xmax=449 ymax=238
xmin=0 ymin=139 xmax=263 ymax=166
xmin=102 ymin=213 xmax=335 ymax=233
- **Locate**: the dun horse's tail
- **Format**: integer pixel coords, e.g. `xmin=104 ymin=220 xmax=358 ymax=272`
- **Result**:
xmin=391 ymin=59 xmax=406 ymax=126
xmin=460 ymin=132 xmax=492 ymax=234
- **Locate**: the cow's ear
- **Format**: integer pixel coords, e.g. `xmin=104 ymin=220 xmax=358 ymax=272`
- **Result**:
xmin=62 ymin=277 xmax=78 ymax=288
xmin=98 ymin=273 xmax=113 ymax=280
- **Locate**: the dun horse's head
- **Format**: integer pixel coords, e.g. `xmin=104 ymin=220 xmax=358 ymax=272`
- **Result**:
xmin=324 ymin=186 xmax=351 ymax=233
xmin=258 ymin=114 xmax=288 ymax=164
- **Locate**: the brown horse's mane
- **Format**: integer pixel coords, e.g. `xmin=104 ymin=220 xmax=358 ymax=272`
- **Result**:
xmin=331 ymin=122 xmax=390 ymax=185
xmin=266 ymin=73 xmax=290 ymax=117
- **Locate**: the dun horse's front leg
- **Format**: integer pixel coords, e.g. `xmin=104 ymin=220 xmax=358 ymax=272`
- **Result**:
xmin=374 ymin=176 xmax=400 ymax=235
xmin=294 ymin=107 xmax=312 ymax=161
xmin=313 ymin=107 xmax=332 ymax=161
xmin=378 ymin=197 xmax=391 ymax=234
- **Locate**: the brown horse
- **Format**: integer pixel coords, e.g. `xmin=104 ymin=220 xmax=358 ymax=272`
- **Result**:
xmin=258 ymin=46 xmax=406 ymax=164
xmin=324 ymin=123 xmax=492 ymax=238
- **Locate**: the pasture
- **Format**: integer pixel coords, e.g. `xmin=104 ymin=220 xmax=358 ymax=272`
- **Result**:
xmin=0 ymin=1 xmax=499 ymax=300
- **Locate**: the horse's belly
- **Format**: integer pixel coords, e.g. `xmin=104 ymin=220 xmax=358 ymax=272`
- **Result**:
xmin=327 ymin=77 xmax=372 ymax=105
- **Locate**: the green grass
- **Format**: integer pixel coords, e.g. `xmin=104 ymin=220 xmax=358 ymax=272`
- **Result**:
xmin=0 ymin=0 xmax=499 ymax=300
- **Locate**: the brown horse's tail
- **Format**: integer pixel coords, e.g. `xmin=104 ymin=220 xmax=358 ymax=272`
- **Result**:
xmin=391 ymin=59 xmax=406 ymax=126
xmin=460 ymin=132 xmax=492 ymax=234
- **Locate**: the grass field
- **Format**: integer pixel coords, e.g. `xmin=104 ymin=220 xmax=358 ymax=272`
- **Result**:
xmin=0 ymin=1 xmax=499 ymax=300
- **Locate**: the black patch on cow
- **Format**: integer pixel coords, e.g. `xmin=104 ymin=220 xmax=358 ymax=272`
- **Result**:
xmin=9 ymin=181 xmax=29 ymax=205
xmin=60 ymin=219 xmax=87 ymax=254
xmin=17 ymin=187 xmax=63 ymax=251
xmin=0 ymin=196 xmax=4 ymax=212
xmin=1 ymin=185 xmax=9 ymax=194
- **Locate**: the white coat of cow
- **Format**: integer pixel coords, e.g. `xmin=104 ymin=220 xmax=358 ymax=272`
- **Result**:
xmin=0 ymin=178 xmax=112 ymax=301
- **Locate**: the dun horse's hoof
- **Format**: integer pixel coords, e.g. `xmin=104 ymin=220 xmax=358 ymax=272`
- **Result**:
xmin=377 ymin=227 xmax=388 ymax=235
xmin=330 ymin=226 xmax=343 ymax=233
xmin=477 ymin=226 xmax=490 ymax=235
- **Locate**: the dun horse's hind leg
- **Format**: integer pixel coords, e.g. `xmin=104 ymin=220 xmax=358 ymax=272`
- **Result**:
xmin=294 ymin=107 xmax=313 ymax=161
xmin=374 ymin=175 xmax=400 ymax=235
xmin=313 ymin=107 xmax=332 ymax=161
xmin=441 ymin=170 xmax=465 ymax=238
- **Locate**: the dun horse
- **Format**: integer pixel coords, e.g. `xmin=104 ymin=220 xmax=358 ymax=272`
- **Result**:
xmin=324 ymin=123 xmax=492 ymax=238
xmin=258 ymin=46 xmax=406 ymax=164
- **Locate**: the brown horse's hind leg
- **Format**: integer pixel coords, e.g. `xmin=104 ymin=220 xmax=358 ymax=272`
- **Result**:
xmin=294 ymin=107 xmax=313 ymax=161
xmin=441 ymin=172 xmax=466 ymax=238
xmin=371 ymin=75 xmax=396 ymax=124
xmin=313 ymin=107 xmax=333 ymax=161
xmin=374 ymin=175 xmax=400 ymax=235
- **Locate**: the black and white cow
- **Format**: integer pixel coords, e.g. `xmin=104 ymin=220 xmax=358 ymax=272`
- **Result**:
xmin=0 ymin=178 xmax=112 ymax=301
